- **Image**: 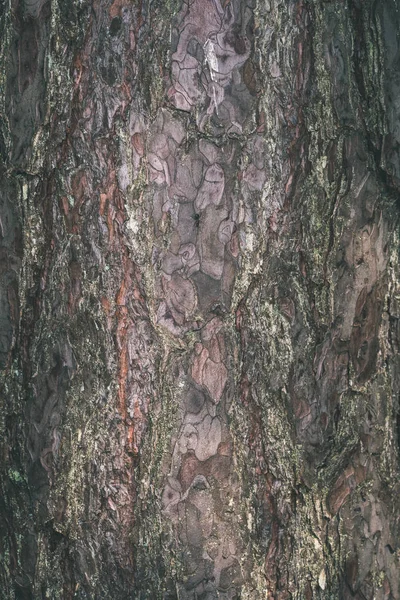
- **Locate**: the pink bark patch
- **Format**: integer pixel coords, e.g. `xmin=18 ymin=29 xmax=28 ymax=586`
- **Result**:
xmin=192 ymin=347 xmax=209 ymax=385
xmin=202 ymin=358 xmax=227 ymax=403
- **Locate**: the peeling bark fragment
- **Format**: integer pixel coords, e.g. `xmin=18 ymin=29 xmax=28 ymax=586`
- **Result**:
xmin=195 ymin=163 xmax=225 ymax=211
xmin=163 ymin=273 xmax=198 ymax=325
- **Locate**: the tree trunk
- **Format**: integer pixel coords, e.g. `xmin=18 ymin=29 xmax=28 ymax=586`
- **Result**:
xmin=1 ymin=0 xmax=399 ymax=598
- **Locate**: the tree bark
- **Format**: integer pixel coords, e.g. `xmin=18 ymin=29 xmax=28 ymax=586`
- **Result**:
xmin=1 ymin=0 xmax=399 ymax=598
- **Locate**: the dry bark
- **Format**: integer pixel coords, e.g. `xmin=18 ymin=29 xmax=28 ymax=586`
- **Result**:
xmin=0 ymin=0 xmax=399 ymax=598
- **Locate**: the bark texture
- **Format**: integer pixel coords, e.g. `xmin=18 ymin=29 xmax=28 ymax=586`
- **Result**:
xmin=0 ymin=0 xmax=399 ymax=598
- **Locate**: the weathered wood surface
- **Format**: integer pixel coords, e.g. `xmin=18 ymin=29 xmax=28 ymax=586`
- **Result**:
xmin=0 ymin=0 xmax=399 ymax=598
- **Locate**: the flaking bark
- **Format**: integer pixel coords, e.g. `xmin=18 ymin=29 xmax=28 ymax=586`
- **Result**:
xmin=0 ymin=0 xmax=399 ymax=598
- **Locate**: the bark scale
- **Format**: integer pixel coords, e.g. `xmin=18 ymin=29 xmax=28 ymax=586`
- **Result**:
xmin=0 ymin=0 xmax=399 ymax=598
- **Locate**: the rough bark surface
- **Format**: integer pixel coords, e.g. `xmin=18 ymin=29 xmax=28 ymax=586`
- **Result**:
xmin=0 ymin=0 xmax=399 ymax=598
